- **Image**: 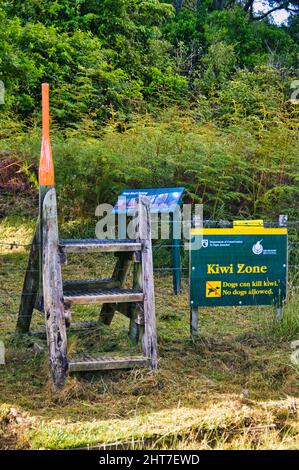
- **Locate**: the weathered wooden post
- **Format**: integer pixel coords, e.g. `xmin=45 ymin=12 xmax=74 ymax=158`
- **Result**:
xmin=16 ymin=224 xmax=39 ymax=333
xmin=276 ymin=214 xmax=288 ymax=320
xmin=128 ymin=254 xmax=142 ymax=345
xmin=171 ymin=206 xmax=182 ymax=295
xmin=38 ymin=83 xmax=55 ymax=306
xmin=0 ymin=340 xmax=5 ymax=365
xmin=190 ymin=216 xmax=199 ymax=338
xmin=42 ymin=188 xmax=68 ymax=388
xmin=138 ymin=196 xmax=158 ymax=369
xmin=190 ymin=307 xmax=199 ymax=337
xmin=39 ymin=84 xmax=68 ymax=388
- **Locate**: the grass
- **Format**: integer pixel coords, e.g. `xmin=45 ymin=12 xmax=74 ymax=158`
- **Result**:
xmin=0 ymin=215 xmax=299 ymax=450
xmin=262 ymin=295 xmax=299 ymax=339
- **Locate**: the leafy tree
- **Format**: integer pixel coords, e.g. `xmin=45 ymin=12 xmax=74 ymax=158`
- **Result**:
xmin=287 ymin=12 xmax=299 ymax=43
xmin=204 ymin=7 xmax=297 ymax=67
xmin=168 ymin=0 xmax=299 ymax=19
xmin=0 ymin=0 xmax=298 ymax=127
xmin=198 ymin=42 xmax=237 ymax=93
xmin=0 ymin=0 xmax=298 ymax=221
xmin=244 ymin=1 xmax=299 ymax=21
xmin=214 ymin=66 xmax=287 ymax=124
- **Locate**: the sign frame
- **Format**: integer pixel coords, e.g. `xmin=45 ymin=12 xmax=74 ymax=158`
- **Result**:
xmin=113 ymin=187 xmax=185 ymax=294
xmin=189 ymin=222 xmax=288 ymax=336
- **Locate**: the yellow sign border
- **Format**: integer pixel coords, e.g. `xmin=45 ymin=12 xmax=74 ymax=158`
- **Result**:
xmin=191 ymin=227 xmax=287 ymax=236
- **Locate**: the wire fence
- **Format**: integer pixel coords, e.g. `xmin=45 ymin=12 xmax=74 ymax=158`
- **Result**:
xmin=152 ymin=219 xmax=299 ymax=279
xmin=0 ymin=220 xmax=298 ymax=326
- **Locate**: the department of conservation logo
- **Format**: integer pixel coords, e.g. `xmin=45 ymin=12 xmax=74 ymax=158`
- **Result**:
xmin=252 ymin=240 xmax=263 ymax=255
xmin=202 ymin=239 xmax=209 ymax=248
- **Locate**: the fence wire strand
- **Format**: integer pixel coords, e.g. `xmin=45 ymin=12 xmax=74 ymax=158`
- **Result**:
xmin=0 ymin=219 xmax=298 ymax=322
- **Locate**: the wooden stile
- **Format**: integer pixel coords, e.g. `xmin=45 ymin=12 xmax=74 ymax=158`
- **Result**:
xmin=16 ymin=83 xmax=157 ymax=387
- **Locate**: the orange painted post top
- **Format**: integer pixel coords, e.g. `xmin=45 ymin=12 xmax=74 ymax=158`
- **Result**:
xmin=39 ymin=83 xmax=54 ymax=186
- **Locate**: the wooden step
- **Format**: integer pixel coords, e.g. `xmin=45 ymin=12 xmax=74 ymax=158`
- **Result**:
xmin=63 ymin=278 xmax=120 ymax=293
xmin=59 ymin=239 xmax=142 ymax=253
xmin=69 ymin=354 xmax=148 ymax=372
xmin=64 ymin=288 xmax=143 ymax=305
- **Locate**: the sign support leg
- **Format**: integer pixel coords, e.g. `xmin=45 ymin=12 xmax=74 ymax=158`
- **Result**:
xmin=190 ymin=307 xmax=198 ymax=337
xmin=276 ymin=306 xmax=283 ymax=320
xmin=172 ymin=238 xmax=181 ymax=295
xmin=171 ymin=212 xmax=181 ymax=295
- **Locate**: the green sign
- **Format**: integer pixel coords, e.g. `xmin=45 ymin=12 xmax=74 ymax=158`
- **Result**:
xmin=190 ymin=225 xmax=288 ymax=308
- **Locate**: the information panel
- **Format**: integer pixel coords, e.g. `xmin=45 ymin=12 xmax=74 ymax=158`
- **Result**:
xmin=113 ymin=187 xmax=185 ymax=214
xmin=113 ymin=187 xmax=185 ymax=295
xmin=190 ymin=225 xmax=287 ymax=307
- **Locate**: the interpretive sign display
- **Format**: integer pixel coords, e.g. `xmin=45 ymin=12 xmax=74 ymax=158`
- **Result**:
xmin=113 ymin=187 xmax=185 ymax=215
xmin=113 ymin=187 xmax=185 ymax=295
xmin=190 ymin=224 xmax=288 ymax=308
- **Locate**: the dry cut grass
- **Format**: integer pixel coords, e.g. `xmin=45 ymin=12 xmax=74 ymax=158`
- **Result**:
xmin=0 ymin=217 xmax=298 ymax=450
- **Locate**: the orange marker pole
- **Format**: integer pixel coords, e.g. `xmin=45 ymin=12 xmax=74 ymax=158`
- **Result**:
xmin=39 ymin=83 xmax=54 ymax=187
xmin=38 ymin=84 xmax=55 ymax=302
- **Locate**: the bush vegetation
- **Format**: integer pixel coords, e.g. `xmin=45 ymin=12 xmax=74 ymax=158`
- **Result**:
xmin=0 ymin=1 xmax=298 ymax=220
